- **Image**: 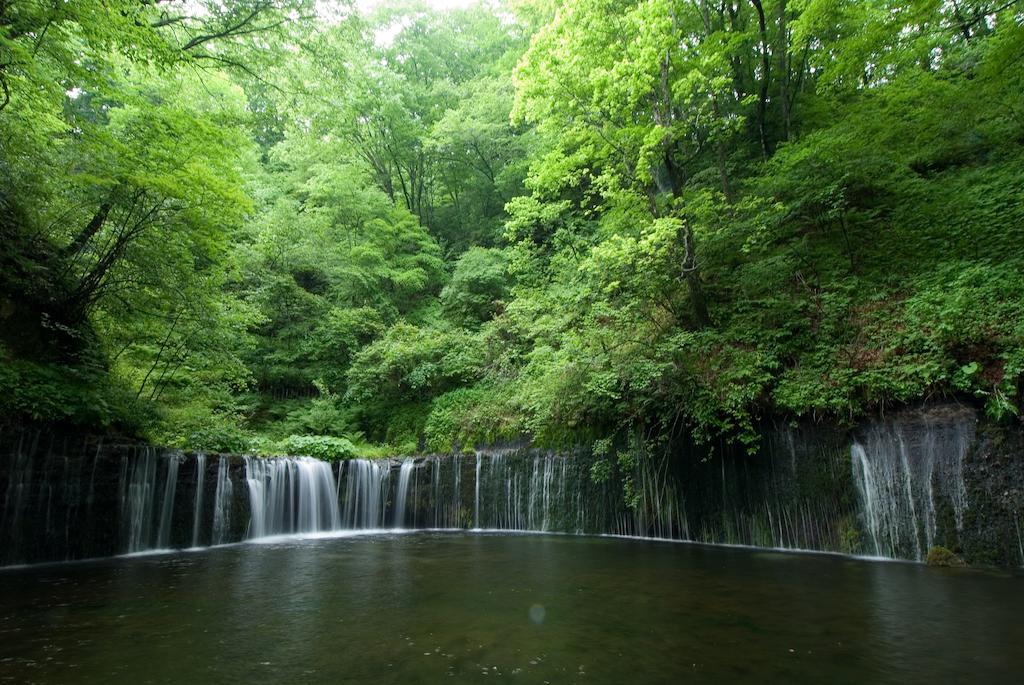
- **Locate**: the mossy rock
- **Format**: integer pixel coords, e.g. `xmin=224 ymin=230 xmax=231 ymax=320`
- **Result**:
xmin=837 ymin=515 xmax=863 ymax=555
xmin=926 ymin=546 xmax=966 ymax=567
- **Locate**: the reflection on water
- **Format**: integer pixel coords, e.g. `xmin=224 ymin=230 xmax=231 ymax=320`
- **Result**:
xmin=0 ymin=533 xmax=1021 ymax=684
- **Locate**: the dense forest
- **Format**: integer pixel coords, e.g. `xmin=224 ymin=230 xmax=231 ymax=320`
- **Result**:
xmin=1 ymin=0 xmax=1022 ymax=459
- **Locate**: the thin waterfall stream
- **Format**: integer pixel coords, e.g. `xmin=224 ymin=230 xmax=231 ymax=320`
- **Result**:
xmin=190 ymin=453 xmax=206 ymax=548
xmin=211 ymin=456 xmax=233 ymax=545
xmin=155 ymin=453 xmax=181 ymax=549
xmin=392 ymin=459 xmax=415 ymax=528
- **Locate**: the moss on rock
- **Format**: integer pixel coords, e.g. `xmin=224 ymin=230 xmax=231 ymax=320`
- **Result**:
xmin=926 ymin=546 xmax=966 ymax=567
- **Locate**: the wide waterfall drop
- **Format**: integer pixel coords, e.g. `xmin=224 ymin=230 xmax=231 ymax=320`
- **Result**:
xmin=341 ymin=459 xmax=390 ymax=528
xmin=851 ymin=413 xmax=973 ymax=560
xmin=1 ymin=404 xmax=1013 ymax=566
xmin=211 ymin=456 xmax=234 ymax=545
xmin=245 ymin=457 xmax=341 ymax=538
xmin=190 ymin=453 xmax=206 ymax=547
xmin=392 ymin=459 xmax=415 ymax=528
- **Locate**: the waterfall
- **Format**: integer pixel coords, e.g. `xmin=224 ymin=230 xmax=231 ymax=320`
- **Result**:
xmin=471 ymin=451 xmax=585 ymax=532
xmin=341 ymin=459 xmax=390 ymax=528
xmin=633 ymin=452 xmax=687 ymax=541
xmin=393 ymin=459 xmax=415 ymax=528
xmin=122 ymin=448 xmax=158 ymax=553
xmin=86 ymin=439 xmax=102 ymax=516
xmin=1 ymin=432 xmax=35 ymax=560
xmin=851 ymin=416 xmax=973 ymax=560
xmin=529 ymin=455 xmax=560 ymax=531
xmin=452 ymin=454 xmax=462 ymax=527
xmin=245 ymin=457 xmax=341 ymax=538
xmin=211 ymin=456 xmax=233 ymax=545
xmin=474 ymin=453 xmax=481 ymax=528
xmin=432 ymin=458 xmax=441 ymax=528
xmin=156 ymin=453 xmax=182 ymax=548
xmin=190 ymin=453 xmax=206 ymax=547
xmin=1016 ymin=514 xmax=1023 ymax=567
xmin=3 ymin=405 xmax=1009 ymax=566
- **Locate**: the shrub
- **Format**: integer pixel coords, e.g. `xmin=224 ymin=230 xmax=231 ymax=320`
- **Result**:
xmin=439 ymin=247 xmax=509 ymax=327
xmin=925 ymin=546 xmax=966 ymax=567
xmin=278 ymin=434 xmax=358 ymax=461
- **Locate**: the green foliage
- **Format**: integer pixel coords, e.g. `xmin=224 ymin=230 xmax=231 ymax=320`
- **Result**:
xmin=616 ymin=448 xmax=641 ymax=511
xmin=440 ymin=248 xmax=511 ymax=327
xmin=277 ymin=434 xmax=359 ymax=461
xmin=423 ymin=384 xmax=525 ymax=453
xmin=150 ymin=388 xmax=256 ymax=453
xmin=376 ymin=402 xmax=432 ymax=453
xmin=589 ymin=450 xmax=615 ymax=484
xmin=276 ymin=381 xmax=357 ymax=437
xmin=2 ymin=0 xmax=1022 ymax=463
xmin=0 ymin=348 xmax=138 ymax=429
xmin=837 ymin=517 xmax=863 ymax=556
xmin=182 ymin=420 xmax=254 ymax=455
xmin=347 ymin=323 xmax=487 ymax=404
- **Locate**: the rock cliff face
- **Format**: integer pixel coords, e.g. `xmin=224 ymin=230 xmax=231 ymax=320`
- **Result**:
xmin=2 ymin=404 xmax=1021 ymax=567
xmin=961 ymin=421 xmax=1024 ymax=566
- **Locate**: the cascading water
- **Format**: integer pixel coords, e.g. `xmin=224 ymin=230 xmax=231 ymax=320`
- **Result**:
xmin=451 ymin=454 xmax=462 ymax=527
xmin=0 ymin=431 xmax=36 ymax=560
xmin=245 ymin=457 xmax=341 ymax=538
xmin=432 ymin=458 xmax=441 ymax=528
xmin=190 ymin=453 xmax=206 ymax=547
xmin=471 ymin=450 xmax=601 ymax=532
xmin=1016 ymin=514 xmax=1024 ymax=568
xmin=86 ymin=439 xmax=102 ymax=519
xmin=121 ymin=448 xmax=158 ymax=553
xmin=851 ymin=415 xmax=973 ymax=560
xmin=474 ymin=453 xmax=481 ymax=528
xmin=7 ymin=443 xmax=859 ymax=560
xmin=392 ymin=459 xmax=415 ymax=528
xmin=341 ymin=459 xmax=390 ymax=528
xmin=156 ymin=453 xmax=182 ymax=549
xmin=0 ymin=440 xmax=929 ymax=562
xmin=211 ymin=456 xmax=233 ymax=545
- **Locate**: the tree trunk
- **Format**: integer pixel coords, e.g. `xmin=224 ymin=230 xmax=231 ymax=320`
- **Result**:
xmin=681 ymin=223 xmax=710 ymax=328
xmin=949 ymin=0 xmax=973 ymax=42
xmin=61 ymin=202 xmax=112 ymax=258
xmin=716 ymin=141 xmax=733 ymax=203
xmin=710 ymin=96 xmax=735 ymax=203
xmin=750 ymin=0 xmax=772 ymax=158
xmin=60 ymin=198 xmax=164 ymax=320
xmin=777 ymin=0 xmax=791 ymax=141
xmin=136 ymin=310 xmax=183 ymax=401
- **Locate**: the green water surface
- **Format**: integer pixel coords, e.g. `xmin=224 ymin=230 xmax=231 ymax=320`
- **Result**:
xmin=1 ymin=532 xmax=1021 ymax=684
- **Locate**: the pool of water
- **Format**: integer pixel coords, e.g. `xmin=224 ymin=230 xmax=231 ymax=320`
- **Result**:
xmin=1 ymin=532 xmax=1021 ymax=684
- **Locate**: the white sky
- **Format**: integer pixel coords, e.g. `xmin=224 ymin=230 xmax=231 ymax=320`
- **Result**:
xmin=344 ymin=0 xmax=488 ymax=46
xmin=354 ymin=0 xmax=480 ymax=12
